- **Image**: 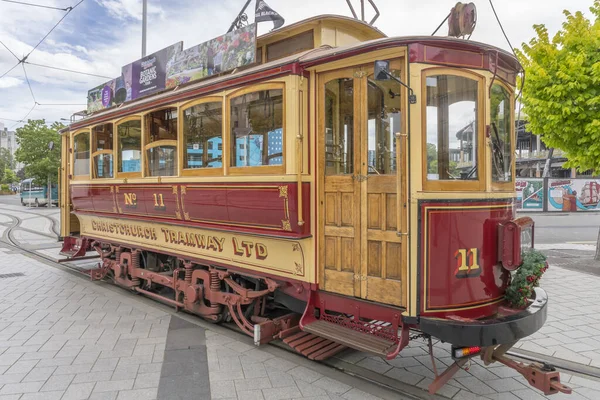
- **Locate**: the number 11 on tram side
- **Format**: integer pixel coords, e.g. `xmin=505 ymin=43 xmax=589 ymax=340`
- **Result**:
xmin=58 ymin=6 xmax=571 ymax=396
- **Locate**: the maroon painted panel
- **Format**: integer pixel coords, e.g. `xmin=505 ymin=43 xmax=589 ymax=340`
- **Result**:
xmin=181 ymin=186 xmax=229 ymax=224
xmin=72 ymin=182 xmax=310 ymax=237
xmin=140 ymin=185 xmax=182 ymax=220
xmin=71 ymin=185 xmax=94 ymax=211
xmin=227 ymin=185 xmax=290 ymax=231
xmin=91 ymin=185 xmax=116 ymax=214
xmin=420 ymin=201 xmax=513 ymax=319
xmin=115 ymin=185 xmax=148 ymax=215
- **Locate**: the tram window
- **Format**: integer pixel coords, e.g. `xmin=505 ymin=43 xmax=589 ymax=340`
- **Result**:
xmin=93 ymin=154 xmax=113 ymax=178
xmin=490 ymin=84 xmax=513 ymax=183
xmin=230 ymin=89 xmax=283 ymax=167
xmin=183 ymin=101 xmax=223 ymax=169
xmin=117 ymin=119 xmax=142 ymax=173
xmin=146 ymin=108 xmax=178 ymax=144
xmin=324 ymin=78 xmax=354 ymax=175
xmin=145 ymin=107 xmax=178 ymax=176
xmin=367 ymin=71 xmax=401 ymax=175
xmin=147 ymin=146 xmax=177 ymax=176
xmin=426 ymin=75 xmax=478 ymax=181
xmin=73 ymin=132 xmax=90 ymax=177
xmin=92 ymin=124 xmax=114 ymax=179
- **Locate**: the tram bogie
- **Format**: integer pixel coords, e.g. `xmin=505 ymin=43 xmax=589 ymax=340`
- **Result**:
xmin=58 ymin=12 xmax=570 ymax=396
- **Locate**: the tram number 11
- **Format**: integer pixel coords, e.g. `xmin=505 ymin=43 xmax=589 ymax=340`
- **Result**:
xmin=153 ymin=193 xmax=166 ymax=210
xmin=454 ymin=248 xmax=481 ymax=278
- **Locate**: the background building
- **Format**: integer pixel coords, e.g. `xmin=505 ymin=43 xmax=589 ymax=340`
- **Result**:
xmin=0 ymin=122 xmax=22 ymax=173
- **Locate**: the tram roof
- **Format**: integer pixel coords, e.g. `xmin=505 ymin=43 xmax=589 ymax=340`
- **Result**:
xmin=63 ymin=15 xmax=520 ymax=133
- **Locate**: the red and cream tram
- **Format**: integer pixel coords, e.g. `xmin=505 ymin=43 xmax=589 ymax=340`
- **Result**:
xmin=59 ymin=10 xmax=570 ymax=395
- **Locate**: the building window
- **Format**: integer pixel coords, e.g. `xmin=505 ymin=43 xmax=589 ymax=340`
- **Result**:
xmin=73 ymin=131 xmax=90 ymax=177
xmin=426 ymin=75 xmax=478 ymax=181
xmin=230 ymin=88 xmax=283 ymax=168
xmin=117 ymin=119 xmax=142 ymax=174
xmin=183 ymin=101 xmax=223 ymax=169
xmin=145 ymin=107 xmax=178 ymax=176
xmin=491 ymin=84 xmax=513 ymax=183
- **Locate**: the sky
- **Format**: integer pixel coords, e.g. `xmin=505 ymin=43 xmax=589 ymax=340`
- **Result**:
xmin=0 ymin=0 xmax=595 ymax=131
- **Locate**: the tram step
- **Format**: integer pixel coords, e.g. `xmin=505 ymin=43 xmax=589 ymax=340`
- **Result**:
xmin=301 ymin=320 xmax=397 ymax=358
xmin=282 ymin=330 xmax=347 ymax=361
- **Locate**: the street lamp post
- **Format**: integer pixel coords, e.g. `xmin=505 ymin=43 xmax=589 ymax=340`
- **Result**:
xmin=142 ymin=0 xmax=147 ymax=57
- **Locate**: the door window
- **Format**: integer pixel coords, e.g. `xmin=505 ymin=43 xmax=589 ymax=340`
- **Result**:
xmin=367 ymin=70 xmax=401 ymax=175
xmin=425 ymin=74 xmax=478 ymax=181
xmin=324 ymin=78 xmax=354 ymax=175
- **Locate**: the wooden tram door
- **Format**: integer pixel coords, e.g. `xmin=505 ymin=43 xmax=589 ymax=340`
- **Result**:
xmin=319 ymin=60 xmax=407 ymax=307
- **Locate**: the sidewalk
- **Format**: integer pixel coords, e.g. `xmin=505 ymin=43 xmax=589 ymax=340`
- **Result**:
xmin=0 ymin=236 xmax=599 ymax=399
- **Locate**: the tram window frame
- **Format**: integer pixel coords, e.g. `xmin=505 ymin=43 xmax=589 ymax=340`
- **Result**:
xmin=226 ymin=83 xmax=286 ymax=176
xmin=179 ymin=96 xmax=224 ymax=177
xmin=72 ymin=129 xmax=91 ymax=180
xmin=91 ymin=123 xmax=115 ymax=179
xmin=490 ymin=81 xmax=515 ymax=190
xmin=421 ymin=68 xmax=485 ymax=192
xmin=115 ymin=116 xmax=143 ymax=178
xmin=143 ymin=106 xmax=179 ymax=177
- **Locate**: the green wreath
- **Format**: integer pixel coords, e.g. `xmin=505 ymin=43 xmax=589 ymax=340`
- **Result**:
xmin=504 ymin=249 xmax=548 ymax=308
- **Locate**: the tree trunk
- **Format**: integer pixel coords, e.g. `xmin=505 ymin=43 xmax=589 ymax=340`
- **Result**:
xmin=542 ymin=147 xmax=554 ymax=178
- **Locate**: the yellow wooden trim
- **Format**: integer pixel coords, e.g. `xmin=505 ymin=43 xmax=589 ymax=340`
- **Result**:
xmin=181 ymin=168 xmax=223 ymax=177
xmin=145 ymin=140 xmax=177 ymax=150
xmin=92 ymin=150 xmax=114 ymax=157
xmin=307 ymin=48 xmax=405 ymax=74
xmin=421 ymin=67 xmax=486 ymax=192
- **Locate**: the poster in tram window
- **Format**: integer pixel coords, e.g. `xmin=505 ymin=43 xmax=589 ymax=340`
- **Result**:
xmin=547 ymin=179 xmax=600 ymax=212
xmin=165 ymin=24 xmax=256 ymax=89
xmin=515 ymin=179 xmax=544 ymax=211
xmin=125 ymin=41 xmax=183 ymax=100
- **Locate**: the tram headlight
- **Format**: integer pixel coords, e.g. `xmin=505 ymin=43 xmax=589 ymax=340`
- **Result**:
xmin=498 ymin=217 xmax=535 ymax=271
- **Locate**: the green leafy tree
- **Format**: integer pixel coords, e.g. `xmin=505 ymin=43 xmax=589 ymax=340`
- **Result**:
xmin=2 ymin=169 xmax=16 ymax=184
xmin=515 ymin=1 xmax=600 ymax=172
xmin=15 ymin=120 xmax=64 ymax=185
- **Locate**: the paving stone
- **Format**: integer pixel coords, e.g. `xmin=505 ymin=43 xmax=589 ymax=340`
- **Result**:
xmin=93 ymin=379 xmax=134 ymax=393
xmin=19 ymin=391 xmax=65 ymax=400
xmin=54 ymin=363 xmax=93 ymax=375
xmin=294 ymin=379 xmax=327 ymax=397
xmin=287 ymin=366 xmax=323 ymax=383
xmin=5 ymin=359 xmax=38 ymax=375
xmin=0 ymin=373 xmax=27 ymax=384
xmin=312 ymin=377 xmax=352 ymax=395
xmin=89 ymin=391 xmax=118 ymax=400
xmin=137 ymin=363 xmax=162 ymax=374
xmin=73 ymin=370 xmax=113 ymax=384
xmin=62 ymin=382 xmax=96 ymax=400
xmin=133 ymin=372 xmax=160 ymax=389
xmin=262 ymin=386 xmax=302 ymax=400
xmin=0 ymin=381 xmax=44 ymax=395
xmin=41 ymin=373 xmax=75 ymax=392
xmin=455 ymin=376 xmax=496 ymax=396
xmin=112 ymin=363 xmax=139 ymax=380
xmin=22 ymin=366 xmax=56 ymax=382
xmin=236 ymin=390 xmax=265 ymax=400
xmin=243 ymin=362 xmax=268 ymax=379
xmin=485 ymin=378 xmax=528 ymax=392
xmin=266 ymin=369 xmax=296 ymax=388
xmin=383 ymin=368 xmax=424 ymax=385
xmin=116 ymin=387 xmax=158 ymax=400
xmin=510 ymin=388 xmax=548 ymax=400
xmin=355 ymin=357 xmax=393 ymax=374
xmin=209 ymin=379 xmax=237 ymax=399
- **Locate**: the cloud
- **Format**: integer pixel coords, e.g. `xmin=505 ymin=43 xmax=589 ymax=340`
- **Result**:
xmin=0 ymin=77 xmax=23 ymax=89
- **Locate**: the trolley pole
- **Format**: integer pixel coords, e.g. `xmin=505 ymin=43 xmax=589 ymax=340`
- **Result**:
xmin=142 ymin=0 xmax=147 ymax=57
xmin=47 ymin=172 xmax=51 ymax=208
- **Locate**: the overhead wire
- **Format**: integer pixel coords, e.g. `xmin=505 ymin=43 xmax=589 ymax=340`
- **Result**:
xmin=1 ymin=0 xmax=70 ymax=11
xmin=1 ymin=0 xmax=86 ymax=127
xmin=21 ymin=63 xmax=37 ymax=104
xmin=24 ymin=61 xmax=112 ymax=79
xmin=0 ymin=40 xmax=19 ymax=61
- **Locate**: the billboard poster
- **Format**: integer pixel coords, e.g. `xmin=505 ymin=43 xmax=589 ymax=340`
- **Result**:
xmin=515 ymin=178 xmax=544 ymax=211
xmin=87 ymin=78 xmax=117 ymax=113
xmin=166 ymin=24 xmax=256 ymax=89
xmin=127 ymin=41 xmax=183 ymax=99
xmin=548 ymin=179 xmax=600 ymax=212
